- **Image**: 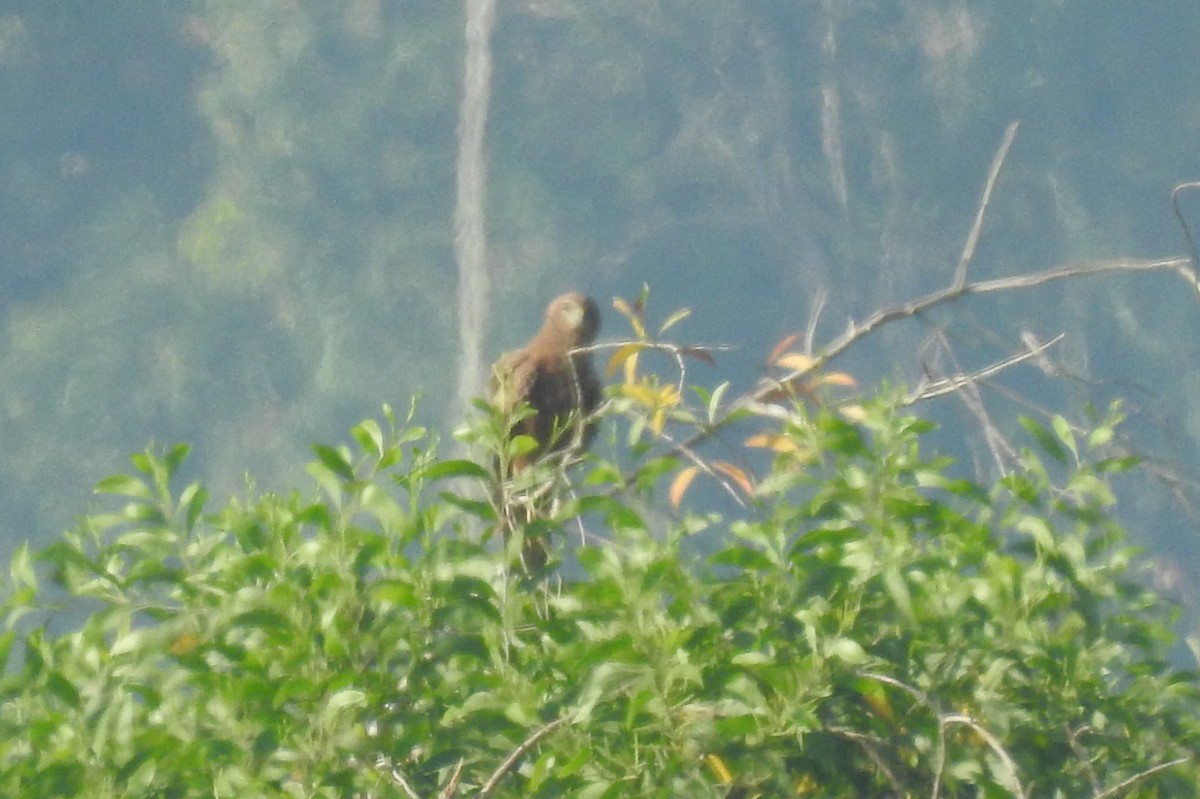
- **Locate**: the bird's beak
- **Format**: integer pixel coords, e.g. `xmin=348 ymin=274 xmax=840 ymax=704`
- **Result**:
xmin=561 ymin=301 xmax=583 ymax=330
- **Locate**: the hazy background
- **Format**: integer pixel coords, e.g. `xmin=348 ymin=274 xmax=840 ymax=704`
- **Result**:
xmin=2 ymin=2 xmax=1199 ymax=622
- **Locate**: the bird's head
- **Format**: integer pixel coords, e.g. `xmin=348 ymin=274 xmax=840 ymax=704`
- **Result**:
xmin=546 ymin=292 xmax=601 ymax=346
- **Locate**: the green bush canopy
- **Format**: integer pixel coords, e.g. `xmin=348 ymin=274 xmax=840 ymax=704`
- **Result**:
xmin=1 ymin=381 xmax=1197 ymax=797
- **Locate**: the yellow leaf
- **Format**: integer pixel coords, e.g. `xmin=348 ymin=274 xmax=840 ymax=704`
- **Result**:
xmin=776 ymin=353 xmax=815 ymax=372
xmin=621 ymin=382 xmax=659 ymax=406
xmin=650 ymin=408 xmax=667 ymax=436
xmin=170 ymin=633 xmax=201 ymax=657
xmin=612 ymin=296 xmax=646 ymax=338
xmin=655 ymin=383 xmax=682 ymax=407
xmin=669 ymin=466 xmax=699 ymax=508
xmin=624 ymin=351 xmax=640 ymax=385
xmin=703 ymin=753 xmax=733 ymax=785
xmin=714 ymin=461 xmax=754 ymax=496
xmin=606 ymin=342 xmax=644 ymax=378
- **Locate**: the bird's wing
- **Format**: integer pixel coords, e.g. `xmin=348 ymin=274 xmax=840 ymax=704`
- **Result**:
xmin=490 ymin=350 xmax=535 ymax=415
xmin=490 ymin=350 xmax=543 ymax=475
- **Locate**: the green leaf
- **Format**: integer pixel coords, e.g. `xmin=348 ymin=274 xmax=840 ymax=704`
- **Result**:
xmin=352 ymin=418 xmax=385 ymax=458
xmin=419 ymin=459 xmax=491 ymax=481
xmin=438 ymin=492 xmax=495 ymax=520
xmin=10 ymin=543 xmax=36 ymax=590
xmin=306 ymin=462 xmax=344 ymax=506
xmin=325 ymin=688 xmax=367 ymax=714
xmin=45 ymin=672 xmax=81 ymax=708
xmin=731 ymin=651 xmax=773 ymax=667
xmin=312 ymin=444 xmax=356 ymax=481
xmin=164 ymin=442 xmax=190 ymax=477
xmin=368 ymin=579 xmax=417 ymax=609
xmin=232 ymin=609 xmax=292 ymax=634
xmin=1020 ymin=417 xmax=1068 ymax=463
xmin=94 ymin=474 xmax=153 ymax=500
xmin=825 ymin=638 xmax=867 ymax=665
xmin=180 ymin=483 xmax=208 ymax=533
xmin=1051 ymin=414 xmax=1078 ymax=460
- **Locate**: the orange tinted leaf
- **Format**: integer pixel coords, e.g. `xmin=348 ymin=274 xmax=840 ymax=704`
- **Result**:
xmin=776 ymin=353 xmax=816 ymax=372
xmin=767 ymin=333 xmax=801 ymax=365
xmin=606 ymin=342 xmax=644 ymax=378
xmin=713 ymin=461 xmax=754 ymax=496
xmin=817 ymin=371 xmax=857 ymax=387
xmin=680 ymin=347 xmax=717 ymax=367
xmin=839 ymin=404 xmax=867 ymax=422
xmin=669 ymin=466 xmax=700 ymax=508
xmin=745 ymin=433 xmax=801 ymax=454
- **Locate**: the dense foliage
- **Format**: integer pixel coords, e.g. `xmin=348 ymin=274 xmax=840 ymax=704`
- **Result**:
xmin=1 ymin=384 xmax=1196 ymax=797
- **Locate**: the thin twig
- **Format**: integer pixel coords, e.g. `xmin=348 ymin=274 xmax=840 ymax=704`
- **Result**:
xmin=478 ymin=716 xmax=571 ymax=798
xmin=437 ymin=757 xmax=466 ymax=799
xmin=940 ymin=713 xmax=1027 ymax=799
xmin=805 ymin=289 xmax=829 ymax=355
xmin=1093 ymin=756 xmax=1190 ymax=799
xmin=905 ymin=333 xmax=1065 ymax=402
xmin=1171 ymin=181 xmax=1200 ymax=274
xmin=389 ymin=766 xmax=422 ymax=799
xmin=828 ymin=727 xmax=904 ymax=793
xmin=954 ymin=121 xmax=1020 ymax=288
xmin=654 ymin=427 xmax=749 ymax=507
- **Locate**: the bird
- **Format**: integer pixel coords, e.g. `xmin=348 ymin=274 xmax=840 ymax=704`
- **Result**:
xmin=489 ymin=292 xmax=602 ymax=568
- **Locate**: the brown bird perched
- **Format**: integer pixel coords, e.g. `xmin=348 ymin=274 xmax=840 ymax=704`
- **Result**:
xmin=489 ymin=292 xmax=602 ymax=569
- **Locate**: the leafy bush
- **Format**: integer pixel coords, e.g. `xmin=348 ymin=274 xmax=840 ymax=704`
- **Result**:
xmin=0 ymin=386 xmax=1197 ymax=797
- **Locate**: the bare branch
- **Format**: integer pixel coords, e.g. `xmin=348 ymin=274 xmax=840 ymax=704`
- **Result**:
xmin=954 ymin=121 xmax=1020 ymax=288
xmin=805 ymin=256 xmax=1190 ymax=384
